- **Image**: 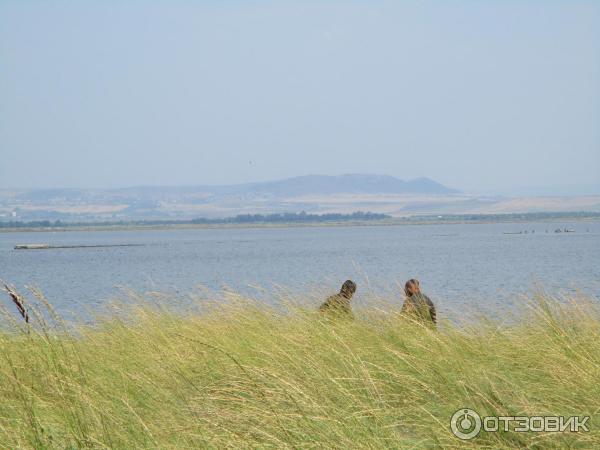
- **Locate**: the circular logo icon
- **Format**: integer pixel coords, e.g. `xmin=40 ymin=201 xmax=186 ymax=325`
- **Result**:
xmin=450 ymin=408 xmax=482 ymax=440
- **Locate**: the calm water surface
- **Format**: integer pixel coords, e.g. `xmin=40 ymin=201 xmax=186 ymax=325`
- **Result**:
xmin=1 ymin=221 xmax=599 ymax=319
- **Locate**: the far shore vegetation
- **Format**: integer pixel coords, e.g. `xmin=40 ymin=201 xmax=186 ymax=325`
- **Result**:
xmin=0 ymin=287 xmax=598 ymax=448
xmin=1 ymin=210 xmax=599 ymax=232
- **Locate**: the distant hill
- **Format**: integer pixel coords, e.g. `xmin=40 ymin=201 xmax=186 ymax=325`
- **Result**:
xmin=113 ymin=174 xmax=458 ymax=199
xmin=222 ymin=174 xmax=458 ymax=197
xmin=0 ymin=174 xmax=461 ymax=221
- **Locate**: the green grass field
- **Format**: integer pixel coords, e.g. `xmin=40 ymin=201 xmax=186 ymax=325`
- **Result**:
xmin=0 ymin=289 xmax=598 ymax=449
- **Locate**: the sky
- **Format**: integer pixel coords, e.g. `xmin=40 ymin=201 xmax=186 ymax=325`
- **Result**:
xmin=1 ymin=1 xmax=599 ymax=195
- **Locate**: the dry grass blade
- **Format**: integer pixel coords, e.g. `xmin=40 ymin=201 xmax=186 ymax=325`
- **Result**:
xmin=2 ymin=282 xmax=29 ymax=323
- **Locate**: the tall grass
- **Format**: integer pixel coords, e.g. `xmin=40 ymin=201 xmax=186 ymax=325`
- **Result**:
xmin=0 ymin=288 xmax=599 ymax=449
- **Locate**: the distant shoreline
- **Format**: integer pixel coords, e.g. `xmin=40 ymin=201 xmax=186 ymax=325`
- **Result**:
xmin=1 ymin=212 xmax=599 ymax=233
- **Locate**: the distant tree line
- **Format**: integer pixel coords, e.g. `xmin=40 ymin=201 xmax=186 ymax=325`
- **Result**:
xmin=191 ymin=211 xmax=390 ymax=224
xmin=2 ymin=210 xmax=599 ymax=229
xmin=0 ymin=211 xmax=391 ymax=228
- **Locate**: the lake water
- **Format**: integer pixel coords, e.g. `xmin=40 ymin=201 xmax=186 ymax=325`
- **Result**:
xmin=1 ymin=221 xmax=599 ymax=320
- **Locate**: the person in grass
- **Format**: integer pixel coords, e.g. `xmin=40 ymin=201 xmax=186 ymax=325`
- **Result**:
xmin=401 ymin=278 xmax=436 ymax=325
xmin=319 ymin=280 xmax=357 ymax=318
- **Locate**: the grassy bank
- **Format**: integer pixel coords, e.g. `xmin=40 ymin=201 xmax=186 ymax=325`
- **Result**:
xmin=0 ymin=291 xmax=598 ymax=449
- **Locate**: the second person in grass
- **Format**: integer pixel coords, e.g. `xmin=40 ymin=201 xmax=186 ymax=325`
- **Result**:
xmin=319 ymin=280 xmax=357 ymax=319
xmin=401 ymin=278 xmax=437 ymax=325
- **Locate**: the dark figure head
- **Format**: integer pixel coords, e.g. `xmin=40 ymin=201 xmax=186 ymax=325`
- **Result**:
xmin=340 ymin=280 xmax=357 ymax=299
xmin=404 ymin=278 xmax=420 ymax=297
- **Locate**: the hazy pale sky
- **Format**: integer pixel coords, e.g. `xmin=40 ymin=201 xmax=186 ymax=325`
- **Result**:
xmin=1 ymin=1 xmax=599 ymax=194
